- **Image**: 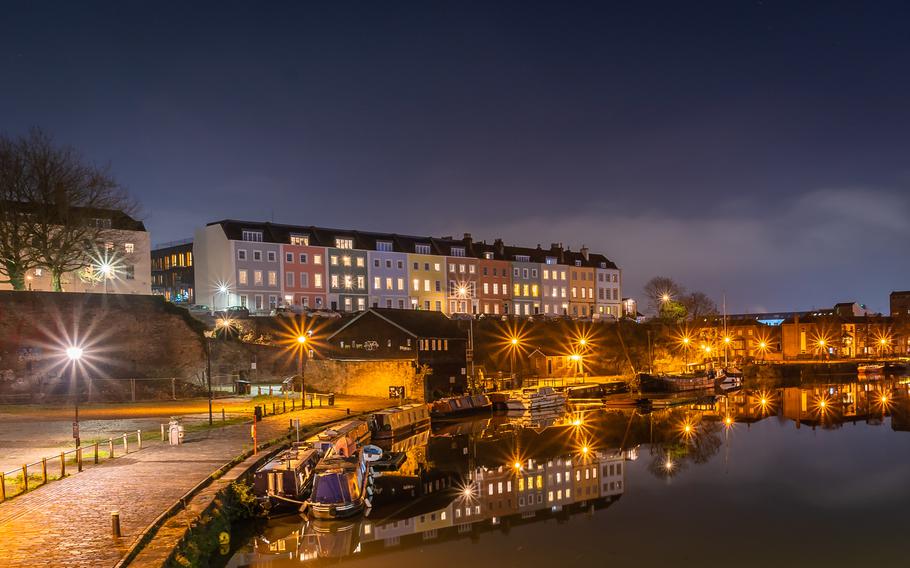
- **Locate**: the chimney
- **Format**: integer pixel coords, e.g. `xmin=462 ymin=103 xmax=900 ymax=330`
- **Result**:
xmin=580 ymin=245 xmax=589 ymax=261
xmin=463 ymin=232 xmax=473 ymax=246
xmin=494 ymin=238 xmax=505 ymax=256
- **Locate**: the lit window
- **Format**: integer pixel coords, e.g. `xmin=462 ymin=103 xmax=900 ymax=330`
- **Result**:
xmin=335 ymin=238 xmax=353 ymax=249
xmin=238 ymin=270 xmax=248 ymax=285
xmin=254 ymin=270 xmax=263 ymax=285
xmin=314 ymin=255 xmax=323 ymax=265
xmin=314 ymin=274 xmax=322 ymax=288
xmin=290 ymin=234 xmax=309 ymax=246
xmin=356 ymin=257 xmax=365 ymax=267
xmin=124 ymin=243 xmax=134 ymax=254
xmin=268 ymin=271 xmax=277 ymax=286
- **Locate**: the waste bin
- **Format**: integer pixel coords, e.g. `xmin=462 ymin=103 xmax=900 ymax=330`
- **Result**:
xmin=254 ymin=405 xmax=262 ymax=422
xmin=328 ymin=393 xmax=335 ymax=406
xmin=168 ymin=419 xmax=184 ymax=445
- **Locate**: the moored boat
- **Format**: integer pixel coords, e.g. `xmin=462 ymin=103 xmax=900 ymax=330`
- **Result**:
xmin=304 ymin=445 xmax=379 ymax=520
xmin=858 ymin=364 xmax=885 ymax=374
xmin=305 ymin=420 xmax=371 ymax=454
xmin=430 ymin=394 xmax=492 ymax=420
xmin=252 ymin=445 xmax=321 ymax=512
xmin=520 ymin=386 xmax=568 ymax=411
xmin=369 ymin=403 xmax=430 ymax=440
xmin=639 ymin=373 xmax=716 ymax=392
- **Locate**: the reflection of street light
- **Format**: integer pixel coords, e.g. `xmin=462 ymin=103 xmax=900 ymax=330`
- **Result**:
xmin=66 ymin=346 xmax=84 ymax=448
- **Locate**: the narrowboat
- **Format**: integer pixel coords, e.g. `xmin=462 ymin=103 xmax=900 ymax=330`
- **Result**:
xmin=252 ymin=445 xmax=321 ymax=512
xmin=369 ymin=403 xmax=430 ymax=440
xmin=638 ymin=373 xmax=716 ymax=392
xmin=565 ymin=383 xmax=605 ymax=400
xmin=305 ymin=445 xmax=379 ymax=520
xmin=430 ymin=394 xmax=492 ymax=420
xmin=858 ymin=363 xmax=885 ymax=374
xmin=305 ymin=420 xmax=371 ymax=454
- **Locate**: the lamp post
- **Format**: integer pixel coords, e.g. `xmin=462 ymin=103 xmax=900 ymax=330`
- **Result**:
xmin=509 ymin=337 xmax=519 ymax=385
xmin=66 ymin=346 xmax=84 ymax=448
xmin=723 ymin=335 xmax=731 ymax=368
xmin=681 ymin=336 xmax=690 ymax=373
xmin=296 ymin=333 xmax=308 ymax=403
xmin=99 ymin=262 xmax=113 ymax=294
xmin=212 ymin=283 xmax=229 ymax=315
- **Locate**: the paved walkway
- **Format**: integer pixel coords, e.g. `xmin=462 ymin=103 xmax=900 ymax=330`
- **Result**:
xmin=0 ymin=396 xmax=386 ymax=568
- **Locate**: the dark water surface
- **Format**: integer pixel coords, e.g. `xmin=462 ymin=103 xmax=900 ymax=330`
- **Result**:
xmin=227 ymin=378 xmax=910 ymax=567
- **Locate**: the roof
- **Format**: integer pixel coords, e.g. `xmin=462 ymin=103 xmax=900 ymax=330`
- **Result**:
xmin=206 ymin=219 xmax=618 ymax=267
xmin=2 ymin=199 xmax=146 ymax=231
xmin=327 ymin=308 xmax=467 ymax=340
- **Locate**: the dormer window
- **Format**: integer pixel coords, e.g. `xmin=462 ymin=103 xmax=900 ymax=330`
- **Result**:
xmin=575 ymin=260 xmax=582 ymax=267
xmin=376 ymin=241 xmax=393 ymax=252
xmin=415 ymin=244 xmax=431 ymax=254
xmin=483 ymin=252 xmax=493 ymax=260
xmin=335 ymin=237 xmax=354 ymax=249
xmin=515 ymin=255 xmax=530 ymax=263
xmin=545 ymin=256 xmax=556 ymax=265
xmin=451 ymin=247 xmax=465 ymax=257
xmin=599 ymin=262 xmax=607 ymax=269
xmin=242 ymin=230 xmax=263 ymax=242
xmin=290 ymin=234 xmax=309 ymax=246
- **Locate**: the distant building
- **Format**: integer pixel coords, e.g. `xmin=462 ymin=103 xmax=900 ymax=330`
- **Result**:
xmin=890 ymin=291 xmax=910 ymax=318
xmin=0 ymin=207 xmax=151 ymax=295
xmin=151 ymin=239 xmax=194 ymax=303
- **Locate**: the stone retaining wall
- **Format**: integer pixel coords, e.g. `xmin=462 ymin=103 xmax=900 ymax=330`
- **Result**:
xmin=305 ymin=359 xmax=423 ymax=400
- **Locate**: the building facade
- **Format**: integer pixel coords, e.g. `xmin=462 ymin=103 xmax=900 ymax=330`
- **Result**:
xmin=151 ymin=239 xmax=194 ymax=303
xmin=193 ymin=219 xmax=621 ymax=318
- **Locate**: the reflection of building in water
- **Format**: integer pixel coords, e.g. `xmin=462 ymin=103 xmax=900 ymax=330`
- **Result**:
xmin=244 ymin=449 xmax=628 ymax=565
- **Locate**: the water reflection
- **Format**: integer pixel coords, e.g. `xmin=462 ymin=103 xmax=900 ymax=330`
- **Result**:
xmin=228 ymin=375 xmax=910 ymax=567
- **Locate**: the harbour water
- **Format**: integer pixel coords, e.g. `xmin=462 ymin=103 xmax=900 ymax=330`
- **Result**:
xmin=227 ymin=376 xmax=910 ymax=567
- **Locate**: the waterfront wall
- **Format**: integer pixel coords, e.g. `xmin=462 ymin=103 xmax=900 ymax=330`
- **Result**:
xmin=305 ymin=359 xmax=423 ymax=400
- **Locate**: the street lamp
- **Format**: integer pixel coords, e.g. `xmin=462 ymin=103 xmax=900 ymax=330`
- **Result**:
xmin=213 ymin=282 xmax=230 ymax=315
xmin=509 ymin=337 xmax=520 ymax=382
xmin=681 ymin=336 xmax=691 ymax=372
xmin=296 ymin=333 xmax=308 ymax=403
xmin=98 ymin=261 xmax=114 ymax=294
xmin=66 ymin=346 xmax=84 ymax=448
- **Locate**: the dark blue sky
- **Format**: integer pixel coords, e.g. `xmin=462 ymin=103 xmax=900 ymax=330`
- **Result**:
xmin=2 ymin=1 xmax=909 ymax=312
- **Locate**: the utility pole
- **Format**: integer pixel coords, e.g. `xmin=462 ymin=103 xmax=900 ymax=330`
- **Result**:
xmin=206 ymin=337 xmax=213 ymax=425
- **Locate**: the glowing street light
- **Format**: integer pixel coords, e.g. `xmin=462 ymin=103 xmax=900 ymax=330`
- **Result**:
xmin=65 ymin=345 xmax=85 ymax=448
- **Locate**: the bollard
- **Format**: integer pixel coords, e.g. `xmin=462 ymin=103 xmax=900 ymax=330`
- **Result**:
xmin=347 ymin=408 xmax=351 ymax=415
xmin=222 ymin=408 xmax=226 ymax=422
xmin=42 ymin=458 xmax=47 ymax=485
xmin=283 ymin=400 xmax=286 ymax=413
xmin=22 ymin=464 xmax=28 ymax=493
xmin=161 ymin=423 xmax=166 ymax=441
xmin=137 ymin=430 xmax=142 ymax=450
xmin=94 ymin=442 xmax=99 ymax=464
xmin=1 ymin=472 xmax=5 ymax=501
xmin=109 ymin=439 xmax=114 ymax=459
xmin=292 ymin=399 xmax=295 ymax=411
xmin=123 ymin=434 xmax=128 ymax=455
xmin=111 ymin=511 xmax=122 ymax=538
xmin=272 ymin=402 xmax=276 ymax=415
xmin=60 ymin=452 xmax=66 ymax=477
xmin=77 ymin=448 xmax=83 ymax=473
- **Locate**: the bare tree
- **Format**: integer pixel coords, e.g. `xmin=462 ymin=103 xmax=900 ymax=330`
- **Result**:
xmin=0 ymin=135 xmax=39 ymax=289
xmin=643 ymin=276 xmax=686 ymax=316
xmin=1 ymin=129 xmax=137 ymax=291
xmin=681 ymin=291 xmax=718 ymax=322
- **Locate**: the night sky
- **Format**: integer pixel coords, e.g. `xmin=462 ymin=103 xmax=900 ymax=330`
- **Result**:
xmin=2 ymin=1 xmax=909 ymax=313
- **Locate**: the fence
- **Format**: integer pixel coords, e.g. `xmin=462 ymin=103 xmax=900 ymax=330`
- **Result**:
xmin=0 ymin=430 xmax=145 ymax=502
xmin=0 ymin=377 xmax=239 ymax=405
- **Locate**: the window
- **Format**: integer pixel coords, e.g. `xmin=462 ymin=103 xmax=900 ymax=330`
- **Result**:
xmin=386 ymin=277 xmax=393 ymax=290
xmin=469 ymin=265 xmax=475 ymax=274
xmin=415 ymin=244 xmax=431 ymax=254
xmin=449 ymin=264 xmax=456 ymax=273
xmin=374 ymin=276 xmax=381 ymax=289
xmin=253 ymin=251 xmax=262 ymax=261
xmin=124 ymin=243 xmax=135 ymax=254
xmin=344 ymin=275 xmax=353 ymax=289
xmin=286 ymin=252 xmax=293 ymax=262
xmin=314 ymin=254 xmax=323 ymax=265
xmin=377 ymin=241 xmax=393 ymax=252
xmin=125 ymin=265 xmax=134 ymax=280
xmin=451 ymin=247 xmax=465 ymax=257
xmin=575 ymin=260 xmax=582 ymax=267
xmin=522 ymin=268 xmax=529 ymax=279
xmin=513 ymin=268 xmax=519 ymax=277
xmin=397 ymin=277 xmax=404 ymax=290
xmin=344 ymin=297 xmax=353 ymax=311
xmin=268 ymin=271 xmax=277 ymax=286
xmin=424 ymin=263 xmax=430 ymax=271
xmin=546 ymin=256 xmax=556 ymax=265
xmin=397 ymin=260 xmax=403 ymax=269
xmin=531 ymin=269 xmax=537 ymax=278
xmin=356 ymin=257 xmax=365 ymax=267
xmin=424 ymin=279 xmax=430 ymax=292
xmin=484 ymin=252 xmax=493 ymax=259
xmin=373 ymin=259 xmax=380 ymax=268
xmin=435 ymin=280 xmax=441 ymax=292
xmin=357 ymin=297 xmax=366 ymax=311
xmin=254 ymin=270 xmax=263 ymax=285
xmin=237 ymin=249 xmax=247 ymax=261
xmin=300 ymin=273 xmax=309 ymax=288
xmin=290 ymin=234 xmax=309 ymax=246
xmin=299 ymin=253 xmax=307 ymax=263
xmin=242 ymin=230 xmax=263 ymax=242
xmin=413 ymin=278 xmax=420 ymax=291
xmin=330 ymin=255 xmax=338 ymax=266
xmin=286 ymin=272 xmax=294 ymax=286
xmin=342 ymin=256 xmax=351 ymax=267
xmin=314 ymin=274 xmax=322 ymax=288
xmin=238 ymin=270 xmax=248 ymax=285
xmin=434 ymin=263 xmax=441 ymax=271
xmin=335 ymin=237 xmax=354 ymax=249
xmin=331 ymin=275 xmax=339 ymax=288
xmin=459 ymin=264 xmax=466 ymax=273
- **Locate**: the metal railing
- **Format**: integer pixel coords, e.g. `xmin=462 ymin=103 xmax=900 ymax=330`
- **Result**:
xmin=0 ymin=430 xmax=146 ymax=502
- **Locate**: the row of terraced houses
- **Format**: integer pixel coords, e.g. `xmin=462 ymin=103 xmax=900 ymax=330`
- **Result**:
xmin=192 ymin=220 xmax=622 ymax=318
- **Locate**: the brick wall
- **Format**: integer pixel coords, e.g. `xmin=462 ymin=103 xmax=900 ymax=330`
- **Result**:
xmin=304 ymin=359 xmax=423 ymax=401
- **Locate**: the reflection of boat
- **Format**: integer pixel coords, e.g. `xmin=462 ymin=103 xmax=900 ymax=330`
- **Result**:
xmin=431 ymin=394 xmax=492 ymax=420
xmin=305 ymin=446 xmax=376 ymax=520
xmin=885 ymin=362 xmax=908 ymax=375
xmin=252 ymin=446 xmax=321 ymax=512
xmin=639 ymin=373 xmax=715 ymax=392
xmin=715 ymin=372 xmax=743 ymax=392
xmin=370 ymin=403 xmax=430 ymax=440
xmin=858 ymin=364 xmax=885 ymax=374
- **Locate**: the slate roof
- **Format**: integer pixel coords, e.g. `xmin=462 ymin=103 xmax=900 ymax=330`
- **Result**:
xmin=327 ymin=308 xmax=467 ymax=340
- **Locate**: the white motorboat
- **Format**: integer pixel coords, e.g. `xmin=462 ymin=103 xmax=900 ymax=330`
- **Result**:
xmin=505 ymin=386 xmax=568 ymax=412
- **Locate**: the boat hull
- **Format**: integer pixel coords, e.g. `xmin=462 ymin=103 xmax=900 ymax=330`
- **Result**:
xmin=639 ymin=373 xmax=715 ymax=392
